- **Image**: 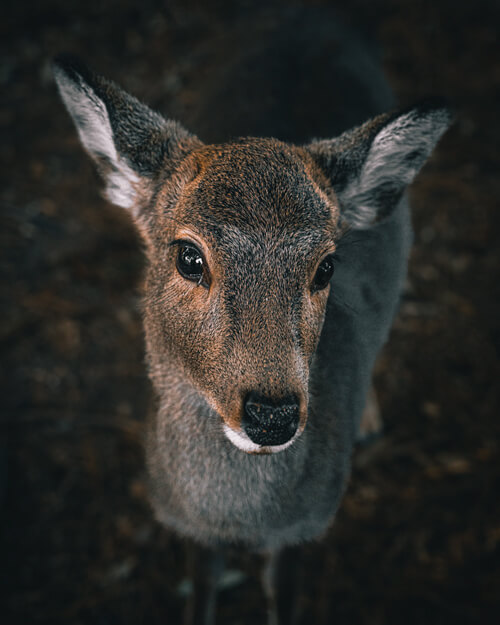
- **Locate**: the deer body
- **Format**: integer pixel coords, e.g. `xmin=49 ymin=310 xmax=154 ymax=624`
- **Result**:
xmin=53 ymin=12 xmax=450 ymax=621
xmin=146 ymin=193 xmax=412 ymax=551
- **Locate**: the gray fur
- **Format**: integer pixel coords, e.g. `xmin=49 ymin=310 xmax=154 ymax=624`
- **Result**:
xmin=341 ymin=108 xmax=451 ymax=227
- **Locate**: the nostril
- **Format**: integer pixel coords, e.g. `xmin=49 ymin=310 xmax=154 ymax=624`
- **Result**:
xmin=243 ymin=392 xmax=300 ymax=446
xmin=244 ymin=392 xmax=299 ymax=423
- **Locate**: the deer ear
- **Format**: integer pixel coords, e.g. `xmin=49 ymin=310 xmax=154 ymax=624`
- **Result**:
xmin=52 ymin=55 xmax=200 ymax=216
xmin=307 ymin=103 xmax=452 ymax=228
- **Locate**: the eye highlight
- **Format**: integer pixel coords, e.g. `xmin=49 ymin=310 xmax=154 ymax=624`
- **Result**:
xmin=312 ymin=255 xmax=335 ymax=292
xmin=175 ymin=243 xmax=209 ymax=287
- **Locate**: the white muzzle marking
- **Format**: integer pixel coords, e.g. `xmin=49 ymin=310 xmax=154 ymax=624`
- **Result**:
xmin=222 ymin=423 xmax=301 ymax=454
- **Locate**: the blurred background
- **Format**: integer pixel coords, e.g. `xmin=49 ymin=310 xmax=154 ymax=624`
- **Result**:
xmin=1 ymin=0 xmax=499 ymax=623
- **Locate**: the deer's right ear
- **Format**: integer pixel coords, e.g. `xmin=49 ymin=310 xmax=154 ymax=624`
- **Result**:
xmin=52 ymin=55 xmax=200 ymax=218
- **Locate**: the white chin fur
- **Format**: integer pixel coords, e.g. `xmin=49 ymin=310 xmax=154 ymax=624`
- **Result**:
xmin=222 ymin=424 xmax=300 ymax=454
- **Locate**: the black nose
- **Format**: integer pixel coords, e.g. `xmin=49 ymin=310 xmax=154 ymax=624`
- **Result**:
xmin=242 ymin=392 xmax=300 ymax=446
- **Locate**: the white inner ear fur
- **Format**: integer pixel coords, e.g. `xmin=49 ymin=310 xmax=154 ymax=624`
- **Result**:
xmin=55 ymin=71 xmax=140 ymax=213
xmin=342 ymin=109 xmax=450 ymax=228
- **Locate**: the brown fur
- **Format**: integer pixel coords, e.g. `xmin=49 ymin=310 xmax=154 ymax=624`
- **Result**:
xmin=142 ymin=138 xmax=339 ymax=436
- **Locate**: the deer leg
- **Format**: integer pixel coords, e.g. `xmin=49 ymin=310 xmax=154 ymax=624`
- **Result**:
xmin=262 ymin=547 xmax=302 ymax=625
xmin=183 ymin=543 xmax=225 ymax=625
xmin=357 ymin=383 xmax=383 ymax=443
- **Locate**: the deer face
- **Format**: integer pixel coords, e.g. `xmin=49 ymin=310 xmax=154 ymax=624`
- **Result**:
xmin=142 ymin=139 xmax=340 ymax=452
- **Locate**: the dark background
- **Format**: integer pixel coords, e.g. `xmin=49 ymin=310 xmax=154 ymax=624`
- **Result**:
xmin=1 ymin=0 xmax=499 ymax=623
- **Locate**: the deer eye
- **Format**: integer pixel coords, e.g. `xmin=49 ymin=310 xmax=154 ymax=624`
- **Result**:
xmin=176 ymin=244 xmax=208 ymax=287
xmin=312 ymin=255 xmax=335 ymax=292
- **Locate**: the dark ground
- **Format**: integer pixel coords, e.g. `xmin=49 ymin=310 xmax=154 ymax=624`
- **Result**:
xmin=1 ymin=0 xmax=500 ymax=623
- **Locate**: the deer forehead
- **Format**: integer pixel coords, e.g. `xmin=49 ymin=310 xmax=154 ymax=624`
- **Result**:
xmin=176 ymin=139 xmax=338 ymax=236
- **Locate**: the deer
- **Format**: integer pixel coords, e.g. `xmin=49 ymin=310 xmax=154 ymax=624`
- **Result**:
xmin=52 ymin=18 xmax=451 ymax=623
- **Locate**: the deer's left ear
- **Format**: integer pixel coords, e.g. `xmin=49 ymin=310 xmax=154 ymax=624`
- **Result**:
xmin=306 ymin=103 xmax=452 ymax=228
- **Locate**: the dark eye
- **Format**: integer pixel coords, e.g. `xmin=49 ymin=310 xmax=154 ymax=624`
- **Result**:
xmin=312 ymin=255 xmax=335 ymax=292
xmin=176 ymin=244 xmax=208 ymax=287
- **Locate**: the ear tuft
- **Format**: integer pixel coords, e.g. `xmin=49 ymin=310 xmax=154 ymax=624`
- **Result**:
xmin=307 ymin=102 xmax=453 ymax=228
xmin=53 ymin=55 xmax=198 ymax=214
xmin=53 ymin=56 xmax=128 ymax=187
